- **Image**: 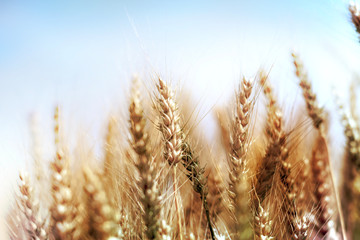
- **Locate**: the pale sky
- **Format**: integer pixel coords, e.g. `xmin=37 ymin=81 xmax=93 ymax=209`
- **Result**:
xmin=1 ymin=0 xmax=360 ymax=237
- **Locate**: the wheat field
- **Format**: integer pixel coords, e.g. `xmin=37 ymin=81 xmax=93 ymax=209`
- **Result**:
xmin=4 ymin=2 xmax=360 ymax=240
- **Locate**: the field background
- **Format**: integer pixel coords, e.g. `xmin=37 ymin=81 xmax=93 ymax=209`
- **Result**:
xmin=1 ymin=0 xmax=360 ymax=238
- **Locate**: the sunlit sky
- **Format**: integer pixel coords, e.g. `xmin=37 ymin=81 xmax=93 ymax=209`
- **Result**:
xmin=1 ymin=0 xmax=360 ymax=236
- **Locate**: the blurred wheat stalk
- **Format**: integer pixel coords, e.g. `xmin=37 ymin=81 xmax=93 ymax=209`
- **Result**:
xmin=6 ymin=3 xmax=360 ymax=240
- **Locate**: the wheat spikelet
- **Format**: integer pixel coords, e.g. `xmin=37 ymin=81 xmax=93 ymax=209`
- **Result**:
xmin=227 ymin=77 xmax=253 ymax=240
xmin=157 ymin=220 xmax=171 ymax=240
xmin=292 ymin=215 xmax=309 ymax=240
xmin=293 ymin=158 xmax=311 ymax=214
xmin=17 ymin=172 xmax=48 ymax=240
xmin=254 ymin=204 xmax=273 ymax=240
xmin=129 ymin=77 xmax=161 ymax=239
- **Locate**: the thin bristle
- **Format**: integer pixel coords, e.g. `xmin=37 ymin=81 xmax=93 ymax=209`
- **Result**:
xmin=103 ymin=116 xmax=118 ymax=179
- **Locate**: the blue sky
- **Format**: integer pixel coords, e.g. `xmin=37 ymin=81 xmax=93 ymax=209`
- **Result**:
xmin=0 ymin=0 xmax=359 ymax=236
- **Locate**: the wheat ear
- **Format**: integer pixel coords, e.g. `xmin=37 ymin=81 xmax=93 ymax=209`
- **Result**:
xmin=228 ymin=77 xmax=253 ymax=239
xmin=155 ymin=77 xmax=184 ymax=239
xmin=255 ymin=77 xmax=288 ymax=204
xmin=17 ymin=172 xmax=48 ymax=240
xmin=293 ymin=54 xmax=347 ymax=239
xmin=311 ymin=134 xmax=336 ymax=239
xmin=336 ymin=96 xmax=360 ymax=170
xmin=156 ymin=78 xmax=215 ymax=240
xmin=336 ymin=95 xmax=360 ymax=237
xmin=181 ymin=139 xmax=215 ymax=240
xmin=156 ymin=78 xmax=183 ymax=165
xmin=49 ymin=106 xmax=78 ymax=239
xmin=350 ymin=2 xmax=360 ymax=38
xmin=83 ymin=167 xmax=123 ymax=239
xmin=292 ymin=53 xmax=324 ymax=130
xmin=130 ymin=77 xmax=161 ymax=239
